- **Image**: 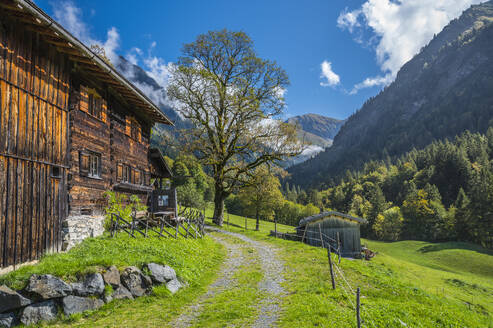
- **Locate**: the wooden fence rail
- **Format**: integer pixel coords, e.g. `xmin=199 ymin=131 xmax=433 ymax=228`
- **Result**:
xmin=109 ymin=209 xmax=205 ymax=240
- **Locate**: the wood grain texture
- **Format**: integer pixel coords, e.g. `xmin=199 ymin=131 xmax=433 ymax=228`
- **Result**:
xmin=0 ymin=15 xmax=68 ymax=267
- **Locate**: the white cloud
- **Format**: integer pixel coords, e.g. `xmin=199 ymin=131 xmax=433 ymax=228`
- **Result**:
xmin=320 ymin=60 xmax=340 ymax=87
xmin=349 ymin=73 xmax=392 ymax=95
xmin=54 ymin=1 xmax=120 ymax=63
xmin=339 ymin=0 xmax=485 ymax=93
xmin=337 ymin=9 xmax=362 ymax=33
xmin=126 ymin=47 xmax=142 ymax=65
xmin=301 ymin=145 xmax=324 ymax=157
xmin=52 ymin=1 xmax=175 ymax=109
xmin=143 ymin=55 xmax=174 ymax=89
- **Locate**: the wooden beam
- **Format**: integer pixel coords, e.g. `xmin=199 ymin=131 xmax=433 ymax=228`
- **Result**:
xmin=68 ymin=55 xmax=95 ymax=65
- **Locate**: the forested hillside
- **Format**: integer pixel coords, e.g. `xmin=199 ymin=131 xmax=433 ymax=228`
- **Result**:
xmin=318 ymin=129 xmax=493 ymax=248
xmin=288 ymin=1 xmax=493 ymax=189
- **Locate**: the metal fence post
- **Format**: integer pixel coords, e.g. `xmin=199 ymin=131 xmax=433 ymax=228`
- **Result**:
xmin=356 ymin=287 xmax=361 ymax=328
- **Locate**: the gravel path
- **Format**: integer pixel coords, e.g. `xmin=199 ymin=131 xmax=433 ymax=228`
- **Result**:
xmin=169 ymin=227 xmax=285 ymax=328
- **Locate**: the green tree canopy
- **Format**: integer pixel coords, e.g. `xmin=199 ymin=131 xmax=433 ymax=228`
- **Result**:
xmin=167 ymin=29 xmax=303 ymax=225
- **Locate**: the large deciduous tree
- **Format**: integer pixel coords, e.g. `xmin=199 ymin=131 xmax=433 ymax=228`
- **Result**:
xmin=167 ymin=30 xmax=303 ymax=225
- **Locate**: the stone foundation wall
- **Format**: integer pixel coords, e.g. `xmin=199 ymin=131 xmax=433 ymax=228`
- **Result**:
xmin=62 ymin=215 xmax=106 ymax=251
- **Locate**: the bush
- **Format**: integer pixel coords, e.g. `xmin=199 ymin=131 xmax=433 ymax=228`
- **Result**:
xmin=103 ymin=191 xmax=147 ymax=231
xmin=373 ymin=206 xmax=404 ymax=241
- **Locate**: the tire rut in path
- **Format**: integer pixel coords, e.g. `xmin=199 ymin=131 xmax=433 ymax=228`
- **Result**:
xmin=169 ymin=228 xmax=285 ymax=328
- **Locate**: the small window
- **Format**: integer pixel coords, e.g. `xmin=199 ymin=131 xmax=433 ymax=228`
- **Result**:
xmin=80 ymin=208 xmax=93 ymax=215
xmin=158 ymin=195 xmax=169 ymax=207
xmin=131 ymin=122 xmax=139 ymax=140
xmin=88 ymin=154 xmax=100 ymax=178
xmin=80 ymin=151 xmax=101 ymax=178
xmin=51 ymin=166 xmax=61 ymax=179
xmin=127 ymin=117 xmax=140 ymax=141
xmin=117 ymin=163 xmax=131 ymax=183
xmin=88 ymin=93 xmax=102 ymax=120
xmin=134 ymin=169 xmax=143 ymax=185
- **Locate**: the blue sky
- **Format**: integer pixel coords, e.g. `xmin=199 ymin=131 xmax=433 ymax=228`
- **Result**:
xmin=35 ymin=0 xmax=484 ymax=120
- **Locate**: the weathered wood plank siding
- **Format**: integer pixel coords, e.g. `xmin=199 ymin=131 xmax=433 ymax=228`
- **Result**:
xmin=0 ymin=15 xmax=69 ymax=267
xmin=67 ymin=83 xmax=111 ymax=216
xmin=303 ymin=216 xmax=363 ymax=257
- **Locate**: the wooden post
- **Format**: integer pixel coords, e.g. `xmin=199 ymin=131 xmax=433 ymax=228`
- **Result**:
xmin=301 ymin=226 xmax=307 ymax=243
xmin=318 ymin=223 xmax=324 ymax=248
xmin=356 ymin=287 xmax=361 ymax=328
xmin=337 ymin=232 xmax=341 ymax=264
xmin=175 ymin=220 xmax=178 ymax=238
xmin=327 ymin=246 xmax=336 ymax=290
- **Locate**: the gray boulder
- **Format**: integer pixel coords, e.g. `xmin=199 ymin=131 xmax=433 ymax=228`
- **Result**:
xmin=111 ymin=286 xmax=134 ymax=300
xmin=62 ymin=295 xmax=104 ymax=316
xmin=146 ymin=263 xmax=176 ymax=283
xmin=0 ymin=285 xmax=31 ymax=312
xmin=25 ymin=274 xmax=72 ymax=299
xmin=120 ymin=266 xmax=152 ymax=297
xmin=72 ymin=273 xmax=105 ymax=296
xmin=102 ymin=266 xmax=120 ymax=288
xmin=20 ymin=300 xmax=57 ymax=326
xmin=166 ymin=279 xmax=183 ymax=294
xmin=103 ymin=294 xmax=113 ymax=303
xmin=0 ymin=313 xmax=17 ymax=328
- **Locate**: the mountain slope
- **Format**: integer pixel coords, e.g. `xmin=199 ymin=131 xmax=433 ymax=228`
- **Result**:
xmin=116 ymin=56 xmax=192 ymax=157
xmin=282 ymin=114 xmax=345 ymax=166
xmin=286 ymin=114 xmax=345 ymax=141
xmin=288 ymin=1 xmax=493 ymax=188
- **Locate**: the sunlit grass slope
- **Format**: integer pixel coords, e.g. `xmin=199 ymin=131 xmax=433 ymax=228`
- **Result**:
xmin=206 ymin=212 xmax=493 ymax=327
xmin=204 ymin=207 xmax=295 ymax=234
xmin=364 ymin=239 xmax=493 ymax=315
xmin=0 ymin=233 xmax=225 ymax=327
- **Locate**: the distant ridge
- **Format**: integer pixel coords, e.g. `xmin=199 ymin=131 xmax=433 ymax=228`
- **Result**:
xmin=288 ymin=1 xmax=493 ymax=188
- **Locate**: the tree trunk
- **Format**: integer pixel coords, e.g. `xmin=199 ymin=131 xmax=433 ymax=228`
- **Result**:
xmin=213 ymin=189 xmax=225 ymax=226
xmin=255 ymin=207 xmax=260 ymax=231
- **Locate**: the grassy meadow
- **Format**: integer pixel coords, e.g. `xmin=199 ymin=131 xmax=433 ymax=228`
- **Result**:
xmin=205 ymin=212 xmax=493 ymax=327
xmin=0 ymin=233 xmax=225 ymax=327
xmin=1 ymin=209 xmax=491 ymax=327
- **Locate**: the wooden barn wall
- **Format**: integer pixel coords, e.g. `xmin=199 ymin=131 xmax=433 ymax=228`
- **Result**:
xmin=305 ymin=217 xmax=362 ymax=256
xmin=109 ymin=104 xmax=152 ymax=203
xmin=0 ymin=18 xmax=69 ymax=267
xmin=68 ymin=85 xmax=154 ymax=214
xmin=67 ymin=84 xmax=110 ymax=215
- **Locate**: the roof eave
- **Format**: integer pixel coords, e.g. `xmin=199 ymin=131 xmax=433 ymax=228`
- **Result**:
xmin=13 ymin=0 xmax=174 ymax=126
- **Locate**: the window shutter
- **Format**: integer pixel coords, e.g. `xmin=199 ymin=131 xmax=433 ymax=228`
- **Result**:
xmin=117 ymin=164 xmax=123 ymax=182
xmin=79 ymin=86 xmax=89 ymax=113
xmin=101 ymin=99 xmax=107 ymax=122
xmin=79 ymin=151 xmax=90 ymax=176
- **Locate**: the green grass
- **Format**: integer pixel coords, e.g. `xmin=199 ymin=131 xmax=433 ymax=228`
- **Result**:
xmin=0 ymin=233 xmax=225 ymax=327
xmin=208 ymin=208 xmax=295 ymax=234
xmin=364 ymin=239 xmax=493 ymax=315
xmin=191 ymin=233 xmax=263 ymax=327
xmin=4 ymin=210 xmax=492 ymax=327
xmin=206 ymin=214 xmax=493 ymax=327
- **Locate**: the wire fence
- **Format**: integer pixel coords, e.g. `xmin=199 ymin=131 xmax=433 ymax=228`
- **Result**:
xmin=270 ymin=224 xmax=377 ymax=327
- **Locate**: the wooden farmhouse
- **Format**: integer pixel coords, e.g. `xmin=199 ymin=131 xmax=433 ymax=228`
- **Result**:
xmin=297 ymin=211 xmax=367 ymax=257
xmin=0 ymin=0 xmax=176 ymax=269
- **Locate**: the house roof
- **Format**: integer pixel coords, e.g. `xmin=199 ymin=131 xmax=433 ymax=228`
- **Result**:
xmin=149 ymin=147 xmax=173 ymax=178
xmin=5 ymin=0 xmax=173 ymax=125
xmin=298 ymin=211 xmax=368 ymax=227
